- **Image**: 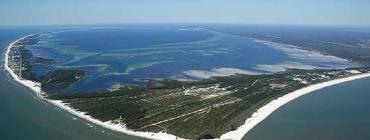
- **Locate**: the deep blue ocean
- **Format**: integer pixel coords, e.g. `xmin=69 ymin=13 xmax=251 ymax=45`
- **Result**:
xmin=1 ymin=25 xmax=369 ymax=140
xmin=0 ymin=27 xmax=146 ymax=140
xmin=244 ymin=77 xmax=370 ymax=140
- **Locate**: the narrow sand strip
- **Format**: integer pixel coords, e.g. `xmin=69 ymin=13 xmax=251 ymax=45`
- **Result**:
xmin=220 ymin=72 xmax=370 ymax=140
xmin=4 ymin=35 xmax=183 ymax=140
xmin=5 ymin=35 xmax=370 ymax=140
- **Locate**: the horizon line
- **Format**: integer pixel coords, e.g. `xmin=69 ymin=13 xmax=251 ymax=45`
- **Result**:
xmin=1 ymin=22 xmax=370 ymax=29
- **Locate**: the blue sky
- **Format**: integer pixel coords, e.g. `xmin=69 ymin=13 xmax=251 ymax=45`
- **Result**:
xmin=1 ymin=0 xmax=370 ymax=26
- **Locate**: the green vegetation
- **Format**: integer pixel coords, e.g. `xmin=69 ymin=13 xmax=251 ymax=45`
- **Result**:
xmin=7 ymin=34 xmax=87 ymax=93
xmin=10 ymin=33 xmax=370 ymax=139
xmin=35 ymin=57 xmax=56 ymax=65
xmin=41 ymin=70 xmax=86 ymax=92
xmin=212 ymin=27 xmax=370 ymax=66
xmin=48 ymin=68 xmax=370 ymax=139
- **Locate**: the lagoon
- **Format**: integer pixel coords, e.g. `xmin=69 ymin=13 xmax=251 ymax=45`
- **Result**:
xmin=26 ymin=26 xmax=354 ymax=93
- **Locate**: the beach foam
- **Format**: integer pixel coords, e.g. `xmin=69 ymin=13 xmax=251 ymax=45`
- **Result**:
xmin=4 ymin=35 xmax=44 ymax=97
xmin=220 ymin=72 xmax=370 ymax=140
xmin=5 ymin=35 xmax=370 ymax=140
xmin=4 ymin=35 xmax=184 ymax=140
xmin=47 ymin=100 xmax=183 ymax=140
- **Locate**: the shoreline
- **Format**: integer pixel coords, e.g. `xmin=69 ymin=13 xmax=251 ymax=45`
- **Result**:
xmin=5 ymin=35 xmax=370 ymax=140
xmin=220 ymin=72 xmax=370 ymax=140
xmin=4 ymin=35 xmax=184 ymax=140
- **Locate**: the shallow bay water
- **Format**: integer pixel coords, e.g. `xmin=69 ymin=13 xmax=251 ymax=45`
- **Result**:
xmin=0 ymin=28 xmax=146 ymax=140
xmin=27 ymin=27 xmax=354 ymax=93
xmin=1 ymin=26 xmax=369 ymax=140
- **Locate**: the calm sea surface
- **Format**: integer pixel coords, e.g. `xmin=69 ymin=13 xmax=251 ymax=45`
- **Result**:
xmin=244 ymin=77 xmax=370 ymax=140
xmin=0 ymin=27 xmax=146 ymax=140
xmin=1 ymin=26 xmax=369 ymax=140
xmin=27 ymin=27 xmax=353 ymax=93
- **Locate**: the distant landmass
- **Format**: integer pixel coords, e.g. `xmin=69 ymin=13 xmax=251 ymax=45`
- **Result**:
xmin=5 ymin=25 xmax=370 ymax=139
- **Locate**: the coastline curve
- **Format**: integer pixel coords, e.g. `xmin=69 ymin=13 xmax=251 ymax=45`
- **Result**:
xmin=5 ymin=34 xmax=370 ymax=140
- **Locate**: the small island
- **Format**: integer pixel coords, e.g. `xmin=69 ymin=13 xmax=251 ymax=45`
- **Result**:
xmin=5 ymin=33 xmax=370 ymax=140
xmin=6 ymin=34 xmax=86 ymax=92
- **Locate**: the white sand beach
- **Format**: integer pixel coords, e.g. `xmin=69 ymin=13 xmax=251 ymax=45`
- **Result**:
xmin=5 ymin=35 xmax=370 ymax=140
xmin=4 ymin=36 xmax=184 ymax=140
xmin=220 ymin=72 xmax=370 ymax=140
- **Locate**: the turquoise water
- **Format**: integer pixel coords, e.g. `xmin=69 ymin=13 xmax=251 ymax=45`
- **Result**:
xmin=0 ymin=28 xmax=146 ymax=140
xmin=26 ymin=26 xmax=354 ymax=93
xmin=244 ymin=77 xmax=370 ymax=140
xmin=2 ymin=26 xmax=369 ymax=140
